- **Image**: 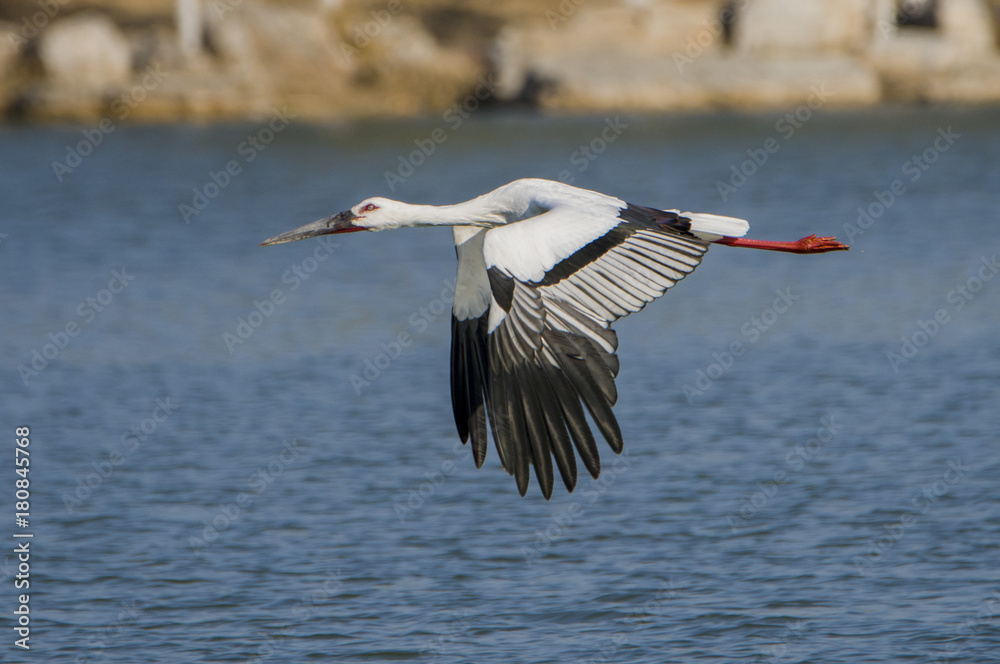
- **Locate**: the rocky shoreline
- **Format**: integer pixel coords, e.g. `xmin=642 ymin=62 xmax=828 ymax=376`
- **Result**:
xmin=2 ymin=0 xmax=1000 ymax=124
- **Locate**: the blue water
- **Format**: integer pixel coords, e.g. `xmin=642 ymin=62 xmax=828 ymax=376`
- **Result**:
xmin=2 ymin=107 xmax=999 ymax=662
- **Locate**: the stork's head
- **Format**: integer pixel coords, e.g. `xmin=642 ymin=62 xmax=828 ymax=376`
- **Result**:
xmin=260 ymin=197 xmax=413 ymax=246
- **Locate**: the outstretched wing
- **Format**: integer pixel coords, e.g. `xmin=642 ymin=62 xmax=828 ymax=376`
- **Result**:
xmin=477 ymin=204 xmax=711 ymax=497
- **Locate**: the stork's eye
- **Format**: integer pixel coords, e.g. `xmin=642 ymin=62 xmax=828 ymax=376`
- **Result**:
xmin=361 ymin=203 xmax=378 ymax=213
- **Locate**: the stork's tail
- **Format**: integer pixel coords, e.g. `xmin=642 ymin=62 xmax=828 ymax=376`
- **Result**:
xmin=683 ymin=212 xmax=750 ymax=241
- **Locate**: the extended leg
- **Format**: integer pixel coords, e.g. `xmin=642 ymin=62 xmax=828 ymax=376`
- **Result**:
xmin=713 ymin=234 xmax=849 ymax=254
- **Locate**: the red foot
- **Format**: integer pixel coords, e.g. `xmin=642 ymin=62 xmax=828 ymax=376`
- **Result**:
xmin=714 ymin=234 xmax=849 ymax=254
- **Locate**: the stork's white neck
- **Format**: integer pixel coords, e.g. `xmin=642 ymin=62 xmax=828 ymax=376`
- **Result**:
xmin=362 ymin=179 xmax=618 ymax=231
xmin=392 ymin=201 xmax=506 ymax=228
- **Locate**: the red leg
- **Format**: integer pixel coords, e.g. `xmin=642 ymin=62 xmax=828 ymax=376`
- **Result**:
xmin=713 ymin=234 xmax=849 ymax=254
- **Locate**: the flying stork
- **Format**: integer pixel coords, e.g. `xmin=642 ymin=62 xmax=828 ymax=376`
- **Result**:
xmin=261 ymin=178 xmax=847 ymax=498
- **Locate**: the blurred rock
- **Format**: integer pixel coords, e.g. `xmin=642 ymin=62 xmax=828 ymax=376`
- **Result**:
xmin=925 ymin=60 xmax=1000 ymax=103
xmin=494 ymin=0 xmax=722 ymax=102
xmin=175 ymin=0 xmax=203 ymax=61
xmin=940 ymin=0 xmax=998 ymax=56
xmin=0 ymin=21 xmax=22 ymax=110
xmin=206 ymin=0 xmax=352 ymax=117
xmin=3 ymin=0 xmax=1000 ymax=122
xmin=127 ymin=23 xmax=185 ymax=73
xmin=0 ymin=21 xmax=19 ymax=76
xmin=357 ymin=14 xmax=483 ymax=113
xmin=695 ymin=54 xmax=881 ymax=108
xmin=38 ymin=11 xmax=132 ymax=96
xmin=0 ymin=0 xmax=174 ymax=23
xmin=735 ymin=0 xmax=870 ymax=54
xmin=868 ymin=0 xmax=1000 ymax=103
xmin=528 ymin=51 xmax=880 ymax=112
xmin=502 ymin=0 xmax=880 ymax=111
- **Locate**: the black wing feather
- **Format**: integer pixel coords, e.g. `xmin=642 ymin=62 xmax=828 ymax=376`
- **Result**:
xmin=450 ymin=315 xmax=490 ymax=467
xmin=532 ymin=366 xmax=578 ymax=492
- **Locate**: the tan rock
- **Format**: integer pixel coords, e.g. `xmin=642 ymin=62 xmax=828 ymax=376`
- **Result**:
xmin=867 ymin=0 xmax=1000 ymax=103
xmin=0 ymin=21 xmax=24 ymax=110
xmin=939 ymin=0 xmax=997 ymax=56
xmin=206 ymin=0 xmax=351 ymax=98
xmin=695 ymin=54 xmax=882 ymax=108
xmin=372 ymin=15 xmax=442 ymax=66
xmin=7 ymin=0 xmax=1000 ymax=121
xmin=38 ymin=12 xmax=133 ymax=93
xmin=0 ymin=21 xmax=21 ymax=76
xmin=359 ymin=14 xmax=483 ymax=110
xmin=735 ymin=0 xmax=870 ymax=54
xmin=506 ymin=0 xmax=881 ymax=112
xmin=495 ymin=0 xmax=723 ymax=103
xmin=543 ymin=1 xmax=724 ymax=57
xmin=924 ymin=62 xmax=1000 ymax=103
xmin=533 ymin=50 xmax=880 ymax=112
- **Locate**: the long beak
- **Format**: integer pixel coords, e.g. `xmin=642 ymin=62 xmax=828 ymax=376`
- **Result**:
xmin=259 ymin=210 xmax=364 ymax=246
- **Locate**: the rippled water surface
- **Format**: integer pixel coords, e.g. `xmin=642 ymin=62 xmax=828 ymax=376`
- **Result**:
xmin=2 ymin=108 xmax=999 ymax=662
